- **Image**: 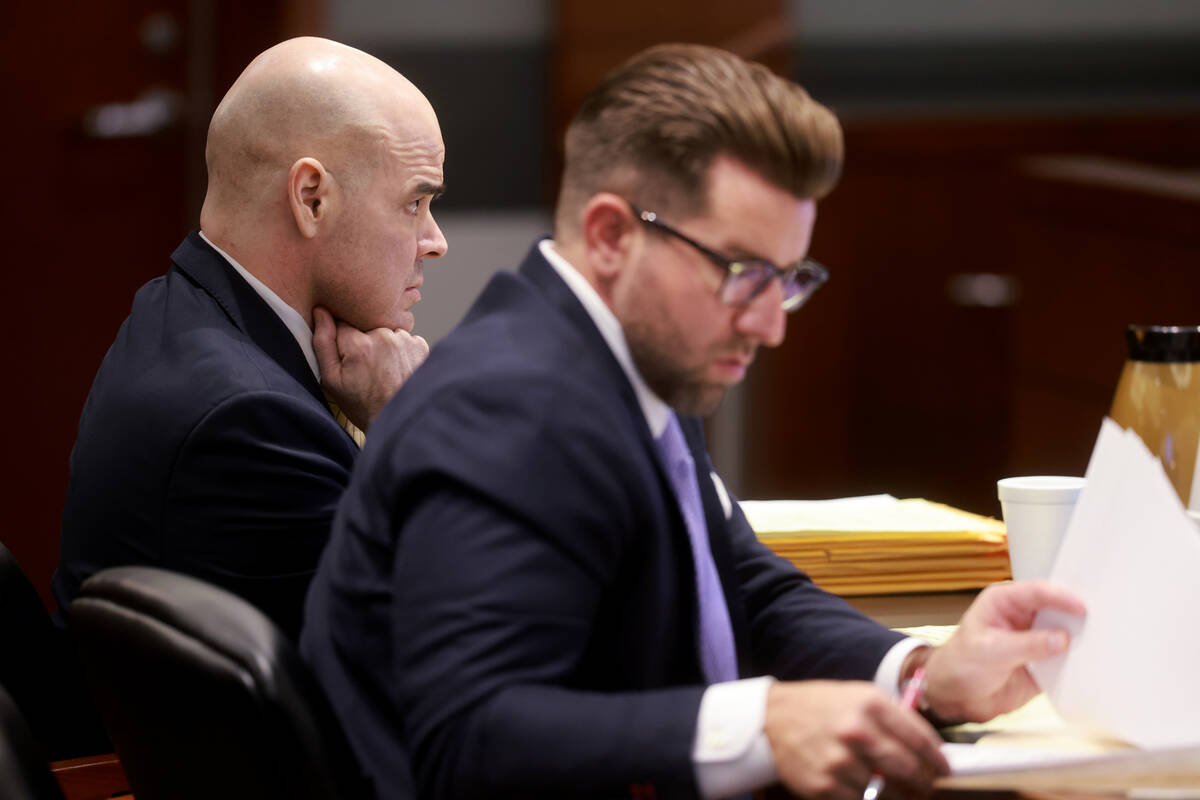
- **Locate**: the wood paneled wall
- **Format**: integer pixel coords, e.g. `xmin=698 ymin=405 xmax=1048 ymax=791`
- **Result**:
xmin=744 ymin=113 xmax=1200 ymax=514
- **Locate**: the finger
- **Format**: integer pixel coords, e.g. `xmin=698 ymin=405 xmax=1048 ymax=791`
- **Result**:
xmin=881 ymin=774 xmax=937 ymax=800
xmin=881 ymin=704 xmax=945 ymax=759
xmin=843 ymin=711 xmax=934 ymax=792
xmin=1034 ymin=583 xmax=1087 ymax=616
xmin=872 ymin=708 xmax=949 ymax=778
xmin=877 ymin=767 xmax=938 ymax=800
xmin=981 ymin=627 xmax=1071 ymax=666
xmin=995 ymin=580 xmax=1088 ymax=619
xmin=413 ymin=334 xmax=429 ymax=356
xmin=333 ymin=317 xmax=363 ymax=352
xmin=988 ymin=667 xmax=1042 ymax=712
xmin=312 ymin=307 xmax=340 ymax=376
xmin=826 ymin=780 xmax=864 ymax=800
xmin=853 ymin=732 xmax=920 ymax=785
xmin=831 ymin=756 xmax=873 ymax=799
xmin=393 ymin=327 xmax=429 ymax=346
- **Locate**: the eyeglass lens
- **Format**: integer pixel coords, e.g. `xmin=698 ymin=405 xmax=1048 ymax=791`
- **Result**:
xmin=722 ymin=263 xmax=824 ymax=309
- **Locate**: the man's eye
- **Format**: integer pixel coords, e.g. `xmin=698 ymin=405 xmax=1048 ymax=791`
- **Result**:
xmin=405 ymin=199 xmax=420 ymax=214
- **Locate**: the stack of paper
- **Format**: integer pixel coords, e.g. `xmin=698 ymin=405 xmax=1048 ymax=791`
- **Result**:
xmin=1031 ymin=417 xmax=1200 ymax=750
xmin=740 ymin=495 xmax=1011 ymax=595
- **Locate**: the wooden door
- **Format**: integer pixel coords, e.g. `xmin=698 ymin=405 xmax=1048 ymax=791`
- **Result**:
xmin=0 ymin=0 xmax=321 ymax=604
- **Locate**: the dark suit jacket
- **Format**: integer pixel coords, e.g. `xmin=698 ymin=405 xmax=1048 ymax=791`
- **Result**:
xmin=56 ymin=232 xmax=358 ymax=640
xmin=301 ymin=242 xmax=904 ymax=800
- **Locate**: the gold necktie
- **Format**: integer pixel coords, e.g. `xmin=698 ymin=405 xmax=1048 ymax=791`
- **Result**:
xmin=325 ymin=395 xmax=365 ymax=449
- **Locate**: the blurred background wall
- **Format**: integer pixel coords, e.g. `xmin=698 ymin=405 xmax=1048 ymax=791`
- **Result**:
xmin=3 ymin=0 xmax=1199 ymax=601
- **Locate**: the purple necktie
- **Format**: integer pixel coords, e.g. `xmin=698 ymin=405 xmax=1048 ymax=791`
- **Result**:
xmin=657 ymin=412 xmax=738 ymax=684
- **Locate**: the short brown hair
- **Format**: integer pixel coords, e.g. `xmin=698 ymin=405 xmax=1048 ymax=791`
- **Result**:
xmin=555 ymin=43 xmax=843 ymax=235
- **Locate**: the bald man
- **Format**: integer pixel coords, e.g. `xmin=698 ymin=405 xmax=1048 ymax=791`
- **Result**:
xmin=55 ymin=37 xmax=447 ymax=639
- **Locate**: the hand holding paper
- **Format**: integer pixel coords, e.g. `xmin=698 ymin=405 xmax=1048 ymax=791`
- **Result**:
xmin=1030 ymin=418 xmax=1200 ymax=750
xmin=920 ymin=581 xmax=1085 ymax=723
xmin=938 ymin=419 xmax=1200 ymax=790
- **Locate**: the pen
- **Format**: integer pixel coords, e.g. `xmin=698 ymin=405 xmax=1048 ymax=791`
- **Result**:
xmin=861 ymin=666 xmax=927 ymax=800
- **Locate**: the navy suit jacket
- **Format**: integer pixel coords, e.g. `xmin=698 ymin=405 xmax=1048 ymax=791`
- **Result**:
xmin=56 ymin=232 xmax=359 ymax=640
xmin=301 ymin=242 xmax=903 ymax=799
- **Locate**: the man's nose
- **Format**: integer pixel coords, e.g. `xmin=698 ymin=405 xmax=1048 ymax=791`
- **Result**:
xmin=735 ymin=279 xmax=787 ymax=347
xmin=423 ymin=213 xmax=448 ymax=259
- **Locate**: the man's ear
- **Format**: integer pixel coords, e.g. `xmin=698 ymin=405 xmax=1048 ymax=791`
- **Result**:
xmin=581 ymin=193 xmax=639 ymax=281
xmin=287 ymin=157 xmax=333 ymax=239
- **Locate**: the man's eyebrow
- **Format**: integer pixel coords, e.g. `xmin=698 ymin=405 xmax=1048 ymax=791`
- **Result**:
xmin=415 ymin=181 xmax=447 ymax=199
xmin=723 ymin=239 xmax=774 ymax=264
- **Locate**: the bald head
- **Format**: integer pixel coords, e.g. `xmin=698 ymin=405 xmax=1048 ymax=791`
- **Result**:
xmin=198 ymin=38 xmax=447 ymax=331
xmin=204 ymin=37 xmax=435 ymax=217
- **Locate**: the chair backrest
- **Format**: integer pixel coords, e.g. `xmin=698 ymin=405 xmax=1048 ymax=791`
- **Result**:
xmin=0 ymin=541 xmax=107 ymax=760
xmin=69 ymin=566 xmax=365 ymax=800
xmin=0 ymin=683 xmax=66 ymax=800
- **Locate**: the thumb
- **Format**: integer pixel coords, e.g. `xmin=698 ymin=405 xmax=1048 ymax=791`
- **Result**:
xmin=312 ymin=307 xmax=340 ymax=378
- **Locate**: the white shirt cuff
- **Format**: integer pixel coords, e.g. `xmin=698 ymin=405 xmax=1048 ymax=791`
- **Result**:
xmin=692 ymin=676 xmax=777 ymax=799
xmin=874 ymin=637 xmax=929 ymax=699
xmin=691 ymin=640 xmax=927 ymax=798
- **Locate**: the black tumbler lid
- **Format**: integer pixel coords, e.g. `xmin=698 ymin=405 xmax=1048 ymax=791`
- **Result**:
xmin=1126 ymin=325 xmax=1200 ymax=362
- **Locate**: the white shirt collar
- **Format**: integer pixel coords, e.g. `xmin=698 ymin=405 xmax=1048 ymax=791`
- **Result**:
xmin=538 ymin=239 xmax=671 ymax=439
xmin=198 ymin=231 xmax=320 ymax=380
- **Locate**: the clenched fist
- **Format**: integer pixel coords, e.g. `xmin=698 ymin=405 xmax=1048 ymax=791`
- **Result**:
xmin=313 ymin=306 xmax=430 ymax=430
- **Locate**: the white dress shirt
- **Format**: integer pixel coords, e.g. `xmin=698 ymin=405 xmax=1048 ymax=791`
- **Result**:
xmin=539 ymin=239 xmax=925 ymax=798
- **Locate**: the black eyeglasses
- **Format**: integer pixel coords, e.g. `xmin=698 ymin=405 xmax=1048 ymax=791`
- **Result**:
xmin=630 ymin=204 xmax=828 ymax=312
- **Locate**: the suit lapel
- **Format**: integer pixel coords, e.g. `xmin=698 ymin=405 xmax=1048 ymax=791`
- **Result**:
xmin=169 ymin=231 xmax=327 ymax=408
xmin=519 ymin=242 xmax=750 ymax=677
xmin=518 ymin=242 xmax=661 ymax=452
xmin=519 ymin=244 xmax=685 ymax=511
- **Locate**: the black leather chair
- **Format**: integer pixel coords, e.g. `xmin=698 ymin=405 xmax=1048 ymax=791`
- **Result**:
xmin=0 ymin=683 xmax=66 ymax=800
xmin=0 ymin=541 xmax=108 ymax=760
xmin=69 ymin=566 xmax=365 ymax=800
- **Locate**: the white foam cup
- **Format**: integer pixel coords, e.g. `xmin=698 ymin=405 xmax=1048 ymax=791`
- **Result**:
xmin=997 ymin=476 xmax=1086 ymax=581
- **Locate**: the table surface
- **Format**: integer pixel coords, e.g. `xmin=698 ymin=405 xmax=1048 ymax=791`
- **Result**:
xmin=844 ymin=589 xmax=977 ymax=628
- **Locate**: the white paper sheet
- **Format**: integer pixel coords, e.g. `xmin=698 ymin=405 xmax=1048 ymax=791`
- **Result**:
xmin=941 ymin=739 xmax=1200 ymax=790
xmin=1029 ymin=418 xmax=1200 ymax=749
xmin=942 ymin=741 xmax=1110 ymax=775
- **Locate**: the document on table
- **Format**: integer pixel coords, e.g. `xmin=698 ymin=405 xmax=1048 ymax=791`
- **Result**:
xmin=940 ymin=738 xmax=1200 ymax=791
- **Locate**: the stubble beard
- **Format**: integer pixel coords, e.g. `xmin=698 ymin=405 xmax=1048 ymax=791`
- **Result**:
xmin=624 ymin=318 xmax=729 ymax=418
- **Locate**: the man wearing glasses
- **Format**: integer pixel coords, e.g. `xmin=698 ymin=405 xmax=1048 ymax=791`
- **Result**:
xmin=302 ymin=43 xmax=1084 ymax=800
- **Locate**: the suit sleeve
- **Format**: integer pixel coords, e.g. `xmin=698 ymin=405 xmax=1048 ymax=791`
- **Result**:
xmin=164 ymin=390 xmax=354 ymax=639
xmin=384 ymin=382 xmax=704 ymax=800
